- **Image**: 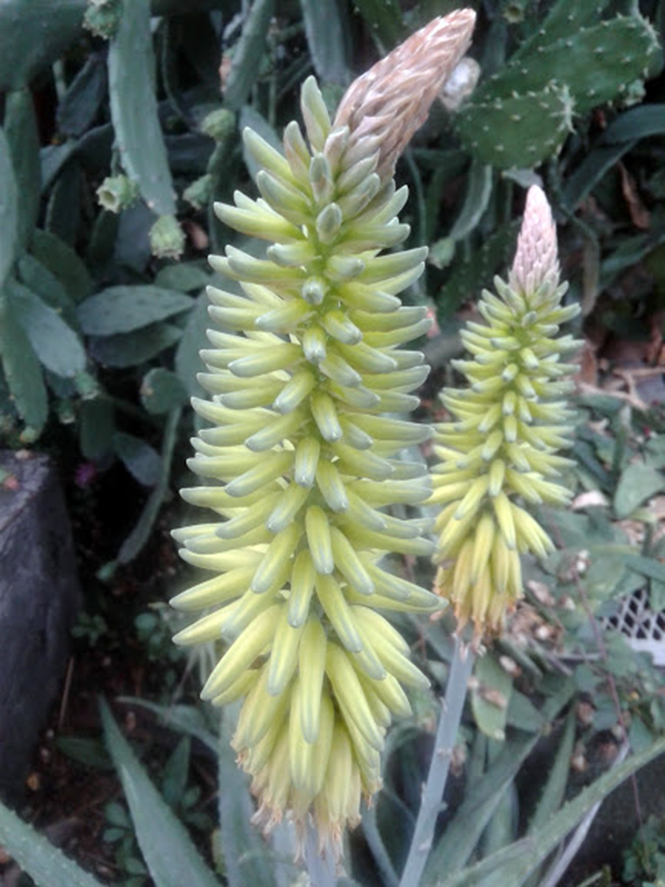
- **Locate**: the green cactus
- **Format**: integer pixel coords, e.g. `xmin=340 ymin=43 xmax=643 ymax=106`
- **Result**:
xmin=457 ymin=7 xmax=661 ymax=170
xmin=456 ymin=84 xmax=573 ymax=170
xmin=489 ymin=16 xmax=660 ymax=114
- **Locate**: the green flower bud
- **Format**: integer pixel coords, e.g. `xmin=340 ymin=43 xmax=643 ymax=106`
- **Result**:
xmin=148 ymin=215 xmax=185 ymax=260
xmin=96 ymin=175 xmax=139 ymax=214
xmin=200 ymin=108 xmax=236 ymax=144
xmin=83 ymin=0 xmax=122 ymax=39
xmin=183 ymin=174 xmax=213 ymax=210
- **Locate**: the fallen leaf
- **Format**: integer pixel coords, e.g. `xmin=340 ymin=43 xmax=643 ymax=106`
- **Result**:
xmin=619 ymin=163 xmax=650 ymax=230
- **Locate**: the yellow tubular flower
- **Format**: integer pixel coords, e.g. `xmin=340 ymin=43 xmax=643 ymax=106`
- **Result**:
xmin=172 ymin=10 xmax=476 ymax=855
xmin=432 ymin=186 xmax=581 ymax=639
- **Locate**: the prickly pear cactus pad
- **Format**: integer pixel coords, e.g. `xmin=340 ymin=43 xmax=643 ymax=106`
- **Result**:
xmin=431 ymin=186 xmax=581 ymax=638
xmin=455 ymin=3 xmax=661 ymax=169
xmin=172 ymin=11 xmax=475 ymax=853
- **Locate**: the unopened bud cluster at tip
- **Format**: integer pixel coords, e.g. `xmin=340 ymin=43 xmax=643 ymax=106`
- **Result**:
xmin=431 ymin=185 xmax=581 ymax=638
xmin=171 ymin=9 xmax=477 ymax=855
xmin=333 ymin=9 xmax=476 ymax=180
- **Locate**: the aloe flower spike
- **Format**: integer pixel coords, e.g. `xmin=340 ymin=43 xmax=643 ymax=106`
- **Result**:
xmin=431 ymin=185 xmax=581 ymax=639
xmin=172 ymin=10 xmax=476 ymax=856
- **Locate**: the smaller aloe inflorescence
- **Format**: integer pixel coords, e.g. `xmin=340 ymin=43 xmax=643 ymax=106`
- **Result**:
xmin=431 ymin=186 xmax=580 ymax=638
xmin=172 ymin=11 xmax=475 ymax=852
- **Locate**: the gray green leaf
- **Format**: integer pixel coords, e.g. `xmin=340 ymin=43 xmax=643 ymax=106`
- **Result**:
xmin=0 ymin=128 xmax=18 ymax=287
xmin=218 ymin=707 xmax=281 ymax=887
xmin=0 ymin=797 xmax=105 ymax=887
xmin=140 ymin=368 xmax=188 ymax=415
xmin=471 ymin=654 xmax=513 ymax=741
xmin=0 ymin=286 xmax=47 ymax=432
xmin=114 ymin=432 xmax=162 ymax=487
xmin=430 ymin=736 xmax=665 ymax=887
xmin=4 ymin=89 xmax=41 ymax=252
xmin=614 ymin=463 xmax=665 ymax=519
xmin=300 ymin=0 xmax=350 ymax=85
xmin=99 ymin=699 xmax=221 ymax=887
xmin=108 ymin=0 xmax=176 ymax=216
xmin=223 ymin=0 xmax=275 ymax=111
xmin=78 ymin=286 xmax=193 ymax=336
xmin=0 ymin=0 xmax=85 ymax=91
xmin=90 ymin=323 xmax=183 ymax=368
xmin=6 ymin=277 xmax=86 ymax=378
xmin=31 ymin=229 xmax=92 ymax=304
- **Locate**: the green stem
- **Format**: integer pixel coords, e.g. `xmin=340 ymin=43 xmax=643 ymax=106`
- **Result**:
xmin=398 ymin=636 xmax=475 ymax=887
xmin=305 ymin=825 xmax=337 ymax=887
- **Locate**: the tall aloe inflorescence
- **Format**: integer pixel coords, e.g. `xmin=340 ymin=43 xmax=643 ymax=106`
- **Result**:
xmin=431 ymin=185 xmax=580 ymax=638
xmin=172 ymin=11 xmax=475 ymax=852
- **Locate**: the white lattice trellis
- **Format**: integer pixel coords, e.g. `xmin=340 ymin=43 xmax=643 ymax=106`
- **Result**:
xmin=608 ymin=587 xmax=665 ymax=666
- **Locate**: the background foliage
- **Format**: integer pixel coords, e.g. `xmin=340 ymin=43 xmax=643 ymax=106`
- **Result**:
xmin=2 ymin=1 xmax=665 ymax=885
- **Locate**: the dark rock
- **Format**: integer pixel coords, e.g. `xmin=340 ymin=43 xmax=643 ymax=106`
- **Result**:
xmin=0 ymin=451 xmax=81 ymax=802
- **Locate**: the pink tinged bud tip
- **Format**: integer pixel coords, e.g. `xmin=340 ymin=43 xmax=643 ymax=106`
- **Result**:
xmin=332 ymin=9 xmax=477 ymax=178
xmin=510 ymin=185 xmax=560 ymax=297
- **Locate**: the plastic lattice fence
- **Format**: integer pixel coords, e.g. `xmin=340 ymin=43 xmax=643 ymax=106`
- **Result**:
xmin=607 ymin=587 xmax=665 ymax=666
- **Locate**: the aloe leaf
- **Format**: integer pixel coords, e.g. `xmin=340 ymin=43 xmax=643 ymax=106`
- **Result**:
xmin=422 ymin=732 xmax=537 ymax=883
xmin=4 ymin=89 xmax=40 ymax=252
xmin=108 ymin=0 xmax=176 ymax=216
xmin=0 ymin=798 xmax=105 ymax=887
xmin=0 ymin=285 xmax=47 ymax=432
xmin=300 ymin=0 xmax=350 ymax=85
xmin=603 ymin=104 xmax=665 ymax=144
xmin=431 ymin=736 xmax=665 ymax=887
xmin=175 ymin=289 xmax=209 ymax=396
xmin=223 ymin=0 xmax=275 ymax=111
xmin=116 ymin=698 xmax=218 ymax=754
xmin=471 ymin=653 xmax=513 ymax=742
xmin=523 ymin=710 xmax=576 ymax=887
xmin=99 ymin=698 xmax=221 ymax=887
xmin=0 ymin=0 xmax=85 ymax=91
xmin=447 ymin=160 xmax=493 ymax=243
xmin=563 ymin=141 xmax=635 ymax=211
xmin=0 ymin=128 xmax=18 ymax=287
xmin=217 ymin=707 xmax=283 ymax=887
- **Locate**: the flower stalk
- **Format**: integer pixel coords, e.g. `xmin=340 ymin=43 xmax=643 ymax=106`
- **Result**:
xmin=172 ymin=10 xmax=476 ymax=855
